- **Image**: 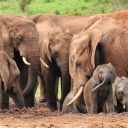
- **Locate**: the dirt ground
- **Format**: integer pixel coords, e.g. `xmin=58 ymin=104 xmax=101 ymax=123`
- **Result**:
xmin=0 ymin=99 xmax=128 ymax=128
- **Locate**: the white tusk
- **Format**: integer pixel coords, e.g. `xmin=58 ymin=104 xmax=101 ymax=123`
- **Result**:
xmin=22 ymin=57 xmax=31 ymax=65
xmin=40 ymin=58 xmax=49 ymax=68
xmin=123 ymin=104 xmax=125 ymax=110
xmin=67 ymin=86 xmax=84 ymax=106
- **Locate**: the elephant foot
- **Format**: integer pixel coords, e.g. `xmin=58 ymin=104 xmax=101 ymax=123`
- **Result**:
xmin=39 ymin=96 xmax=47 ymax=103
xmin=2 ymin=91 xmax=9 ymax=109
xmin=47 ymin=102 xmax=57 ymax=112
xmin=25 ymin=97 xmax=34 ymax=108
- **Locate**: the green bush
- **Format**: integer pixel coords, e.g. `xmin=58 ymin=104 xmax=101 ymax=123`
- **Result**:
xmin=54 ymin=10 xmax=60 ymax=15
xmin=19 ymin=0 xmax=32 ymax=12
xmin=44 ymin=0 xmax=55 ymax=2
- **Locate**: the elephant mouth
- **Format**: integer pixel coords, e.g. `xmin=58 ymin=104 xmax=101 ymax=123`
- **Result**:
xmin=99 ymin=79 xmax=111 ymax=85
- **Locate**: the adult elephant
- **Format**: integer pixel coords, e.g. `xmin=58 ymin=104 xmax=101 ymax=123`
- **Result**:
xmin=0 ymin=22 xmax=24 ymax=109
xmin=29 ymin=13 xmax=95 ymax=35
xmin=67 ymin=17 xmax=128 ymax=113
xmin=0 ymin=13 xmax=40 ymax=108
xmin=83 ymin=10 xmax=128 ymax=30
xmin=38 ymin=20 xmax=72 ymax=111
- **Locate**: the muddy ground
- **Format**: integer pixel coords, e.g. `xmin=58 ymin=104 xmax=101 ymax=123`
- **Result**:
xmin=0 ymin=99 xmax=128 ymax=128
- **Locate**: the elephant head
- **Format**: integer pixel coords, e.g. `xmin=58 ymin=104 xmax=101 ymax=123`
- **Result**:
xmin=113 ymin=76 xmax=128 ymax=112
xmin=92 ymin=63 xmax=117 ymax=92
xmin=0 ymin=14 xmax=40 ymax=99
xmin=0 ymin=51 xmax=25 ymax=109
xmin=40 ymin=26 xmax=72 ymax=110
xmin=68 ymin=29 xmax=103 ymax=113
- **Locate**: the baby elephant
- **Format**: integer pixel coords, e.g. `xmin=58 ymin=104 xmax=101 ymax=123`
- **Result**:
xmin=113 ymin=76 xmax=128 ymax=113
xmin=62 ymin=91 xmax=80 ymax=113
xmin=83 ymin=63 xmax=116 ymax=114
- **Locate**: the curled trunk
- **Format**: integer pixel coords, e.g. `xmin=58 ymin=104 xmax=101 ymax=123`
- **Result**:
xmin=92 ymin=74 xmax=110 ymax=92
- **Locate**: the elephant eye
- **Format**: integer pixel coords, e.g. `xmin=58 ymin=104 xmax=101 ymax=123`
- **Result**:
xmin=99 ymin=69 xmax=103 ymax=74
xmin=72 ymin=55 xmax=75 ymax=60
xmin=110 ymin=69 xmax=113 ymax=73
xmin=18 ymin=37 xmax=23 ymax=42
xmin=86 ymin=75 xmax=90 ymax=80
xmin=53 ymin=51 xmax=58 ymax=57
xmin=76 ymin=62 xmax=81 ymax=67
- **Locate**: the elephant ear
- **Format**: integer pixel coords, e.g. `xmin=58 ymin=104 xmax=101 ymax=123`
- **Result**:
xmin=112 ymin=82 xmax=117 ymax=107
xmin=121 ymin=76 xmax=128 ymax=80
xmin=88 ymin=29 xmax=103 ymax=69
xmin=42 ymin=29 xmax=52 ymax=63
xmin=66 ymin=28 xmax=72 ymax=37
xmin=0 ymin=55 xmax=10 ymax=92
xmin=84 ymin=14 xmax=104 ymax=30
xmin=112 ymin=77 xmax=121 ymax=106
xmin=69 ymin=49 xmax=74 ymax=79
xmin=108 ymin=63 xmax=117 ymax=83
xmin=69 ymin=34 xmax=81 ymax=79
xmin=92 ymin=66 xmax=100 ymax=84
xmin=2 ymin=18 xmax=14 ymax=58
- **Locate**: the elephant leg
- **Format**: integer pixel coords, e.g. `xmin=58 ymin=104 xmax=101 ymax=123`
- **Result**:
xmin=90 ymin=92 xmax=98 ymax=114
xmin=2 ymin=90 xmax=9 ymax=109
xmin=0 ymin=77 xmax=2 ymax=108
xmin=84 ymin=95 xmax=91 ymax=113
xmin=33 ymin=80 xmax=39 ymax=100
xmin=106 ymin=87 xmax=114 ymax=113
xmin=44 ymin=72 xmax=57 ymax=111
xmin=38 ymin=75 xmax=46 ymax=102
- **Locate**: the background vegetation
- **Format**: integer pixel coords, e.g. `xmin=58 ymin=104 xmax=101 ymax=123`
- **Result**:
xmin=0 ymin=0 xmax=128 ymax=17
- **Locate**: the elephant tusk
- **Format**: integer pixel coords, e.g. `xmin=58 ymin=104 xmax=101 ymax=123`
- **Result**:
xmin=22 ymin=57 xmax=31 ymax=65
xmin=67 ymin=86 xmax=84 ymax=106
xmin=123 ymin=104 xmax=125 ymax=110
xmin=40 ymin=58 xmax=49 ymax=68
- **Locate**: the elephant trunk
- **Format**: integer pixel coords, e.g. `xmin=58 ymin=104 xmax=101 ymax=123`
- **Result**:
xmin=92 ymin=74 xmax=110 ymax=92
xmin=10 ymin=85 xmax=25 ymax=109
xmin=22 ymin=47 xmax=39 ymax=99
xmin=59 ymin=66 xmax=71 ymax=111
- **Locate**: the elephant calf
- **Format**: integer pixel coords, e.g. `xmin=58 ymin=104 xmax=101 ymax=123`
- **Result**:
xmin=62 ymin=91 xmax=80 ymax=113
xmin=113 ymin=76 xmax=128 ymax=113
xmin=83 ymin=63 xmax=116 ymax=114
xmin=0 ymin=51 xmax=25 ymax=109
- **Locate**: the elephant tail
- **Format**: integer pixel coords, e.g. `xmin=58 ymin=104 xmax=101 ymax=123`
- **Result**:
xmin=92 ymin=75 xmax=109 ymax=92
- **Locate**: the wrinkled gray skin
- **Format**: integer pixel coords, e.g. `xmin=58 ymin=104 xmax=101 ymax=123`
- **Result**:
xmin=62 ymin=91 xmax=80 ymax=113
xmin=83 ymin=63 xmax=116 ymax=114
xmin=113 ymin=76 xmax=128 ymax=113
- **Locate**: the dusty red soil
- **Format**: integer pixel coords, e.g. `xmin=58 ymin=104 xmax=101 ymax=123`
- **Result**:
xmin=0 ymin=99 xmax=128 ymax=128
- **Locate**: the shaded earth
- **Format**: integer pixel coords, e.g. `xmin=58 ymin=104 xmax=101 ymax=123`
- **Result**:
xmin=0 ymin=99 xmax=128 ymax=128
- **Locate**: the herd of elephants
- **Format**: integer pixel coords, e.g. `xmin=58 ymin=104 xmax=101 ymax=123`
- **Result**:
xmin=0 ymin=9 xmax=128 ymax=114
